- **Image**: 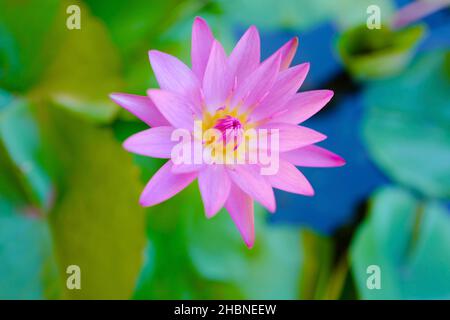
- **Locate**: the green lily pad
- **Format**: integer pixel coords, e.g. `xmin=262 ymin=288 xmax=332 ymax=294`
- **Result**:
xmin=445 ymin=52 xmax=450 ymax=78
xmin=134 ymin=182 xmax=242 ymax=299
xmin=0 ymin=0 xmax=63 ymax=92
xmin=332 ymin=0 xmax=394 ymax=31
xmin=337 ymin=24 xmax=425 ymax=80
xmin=218 ymin=0 xmax=331 ymax=31
xmin=351 ymin=186 xmax=450 ymax=299
xmin=0 ymin=198 xmax=60 ymax=299
xmin=36 ymin=105 xmax=146 ymax=299
xmin=363 ymin=51 xmax=450 ymax=199
xmin=186 ymin=183 xmax=303 ymax=299
xmin=32 ymin=2 xmax=121 ymax=123
xmin=133 ymin=179 xmax=303 ymax=299
xmin=0 ymin=98 xmax=53 ymax=209
xmin=218 ymin=0 xmax=393 ymax=31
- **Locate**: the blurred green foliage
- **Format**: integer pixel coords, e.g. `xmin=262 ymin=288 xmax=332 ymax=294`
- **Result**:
xmin=351 ymin=187 xmax=450 ymax=299
xmin=337 ymin=24 xmax=425 ymax=79
xmin=363 ymin=51 xmax=450 ymax=198
xmin=0 ymin=0 xmax=449 ymax=300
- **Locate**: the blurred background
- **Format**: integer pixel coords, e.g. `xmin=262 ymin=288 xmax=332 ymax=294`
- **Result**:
xmin=0 ymin=0 xmax=449 ymax=299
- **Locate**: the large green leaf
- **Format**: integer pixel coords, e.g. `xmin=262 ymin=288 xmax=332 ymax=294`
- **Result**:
xmin=188 ymin=203 xmax=303 ymax=299
xmin=85 ymin=0 xmax=204 ymax=96
xmin=337 ymin=24 xmax=425 ymax=80
xmin=133 ymin=175 xmax=303 ymax=299
xmin=36 ymin=105 xmax=146 ymax=299
xmin=218 ymin=0 xmax=331 ymax=31
xmin=134 ymin=182 xmax=242 ymax=299
xmin=363 ymin=51 xmax=450 ymax=199
xmin=217 ymin=0 xmax=393 ymax=31
xmin=332 ymin=0 xmax=394 ymax=31
xmin=0 ymin=0 xmax=64 ymax=92
xmin=351 ymin=186 xmax=450 ymax=299
xmin=0 ymin=98 xmax=53 ymax=209
xmin=0 ymin=198 xmax=60 ymax=299
xmin=31 ymin=2 xmax=121 ymax=123
xmin=84 ymin=0 xmax=194 ymax=58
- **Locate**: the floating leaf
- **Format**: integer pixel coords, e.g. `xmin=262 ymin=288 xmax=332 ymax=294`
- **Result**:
xmin=36 ymin=105 xmax=146 ymax=299
xmin=351 ymin=186 xmax=450 ymax=299
xmin=0 ymin=198 xmax=60 ymax=299
xmin=132 ymin=178 xmax=303 ymax=299
xmin=363 ymin=51 xmax=450 ymax=199
xmin=337 ymin=24 xmax=426 ymax=80
xmin=188 ymin=202 xmax=303 ymax=299
xmin=333 ymin=0 xmax=394 ymax=31
xmin=217 ymin=0 xmax=332 ymax=31
xmin=218 ymin=0 xmax=393 ymax=31
xmin=134 ymin=182 xmax=242 ymax=299
xmin=272 ymin=95 xmax=388 ymax=234
xmin=0 ymin=98 xmax=53 ymax=209
xmin=32 ymin=2 xmax=121 ymax=123
xmin=0 ymin=0 xmax=63 ymax=91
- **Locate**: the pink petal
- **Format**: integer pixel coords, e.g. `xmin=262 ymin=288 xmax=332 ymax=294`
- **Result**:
xmin=262 ymin=123 xmax=327 ymax=152
xmin=140 ymin=161 xmax=197 ymax=207
xmin=266 ymin=37 xmax=299 ymax=71
xmin=225 ymin=183 xmax=255 ymax=248
xmin=281 ymin=145 xmax=346 ymax=167
xmin=198 ymin=165 xmax=231 ymax=218
xmin=266 ymin=159 xmax=314 ymax=196
xmin=271 ymin=90 xmax=334 ymax=124
xmin=203 ymin=40 xmax=233 ymax=111
xmin=251 ymin=63 xmax=310 ymax=121
xmin=148 ymin=50 xmax=201 ymax=109
xmin=123 ymin=126 xmax=176 ymax=158
xmin=228 ymin=26 xmax=260 ymax=84
xmin=191 ymin=17 xmax=214 ymax=82
xmin=109 ymin=93 xmax=169 ymax=127
xmin=172 ymin=163 xmax=204 ymax=174
xmin=231 ymin=52 xmax=281 ymax=111
xmin=147 ymin=89 xmax=195 ymax=130
xmin=227 ymin=165 xmax=276 ymax=213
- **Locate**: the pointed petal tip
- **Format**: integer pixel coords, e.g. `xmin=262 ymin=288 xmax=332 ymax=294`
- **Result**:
xmin=317 ymin=132 xmax=327 ymax=143
xmin=148 ymin=49 xmax=164 ymax=62
xmin=321 ymin=89 xmax=334 ymax=102
xmin=139 ymin=198 xmax=156 ymax=207
xmin=109 ymin=92 xmax=120 ymax=101
xmin=122 ymin=135 xmax=140 ymax=154
xmin=245 ymin=238 xmax=254 ymax=249
xmin=305 ymin=186 xmax=315 ymax=197
xmin=268 ymin=204 xmax=277 ymax=214
xmin=122 ymin=137 xmax=132 ymax=152
xmin=138 ymin=197 xmax=151 ymax=207
xmin=334 ymin=155 xmax=346 ymax=167
xmin=194 ymin=16 xmax=207 ymax=24
xmin=302 ymin=62 xmax=311 ymax=72
xmin=204 ymin=202 xmax=220 ymax=219
xmin=205 ymin=208 xmax=219 ymax=219
xmin=109 ymin=92 xmax=128 ymax=105
xmin=193 ymin=16 xmax=212 ymax=31
xmin=248 ymin=25 xmax=259 ymax=34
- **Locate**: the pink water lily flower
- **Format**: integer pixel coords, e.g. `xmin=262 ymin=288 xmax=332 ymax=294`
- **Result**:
xmin=110 ymin=17 xmax=345 ymax=248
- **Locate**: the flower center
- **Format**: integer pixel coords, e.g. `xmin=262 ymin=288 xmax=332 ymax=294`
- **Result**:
xmin=213 ymin=115 xmax=244 ymax=150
